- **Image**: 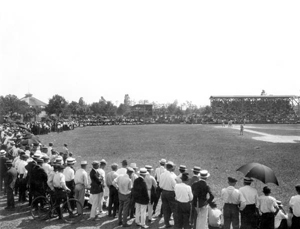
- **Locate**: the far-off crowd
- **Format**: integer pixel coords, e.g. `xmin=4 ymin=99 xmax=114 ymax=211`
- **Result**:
xmin=0 ymin=124 xmax=300 ymax=229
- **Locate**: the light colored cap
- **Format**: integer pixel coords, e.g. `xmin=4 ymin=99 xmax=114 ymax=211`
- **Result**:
xmin=200 ymin=170 xmax=210 ymax=178
xmin=166 ymin=161 xmax=175 ymax=167
xmin=139 ymin=168 xmax=148 ymax=175
xmin=159 ymin=158 xmax=167 ymax=164
xmin=100 ymin=159 xmax=107 ymax=164
xmin=66 ymin=157 xmax=76 ymax=164
xmin=81 ymin=161 xmax=88 ymax=165
xmin=130 ymin=163 xmax=138 ymax=169
xmin=145 ymin=165 xmax=153 ymax=170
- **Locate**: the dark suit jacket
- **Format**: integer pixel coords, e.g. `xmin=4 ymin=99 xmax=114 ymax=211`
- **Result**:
xmin=132 ymin=177 xmax=149 ymax=205
xmin=90 ymin=169 xmax=103 ymax=194
xmin=25 ymin=160 xmax=37 ymax=185
xmin=188 ymin=175 xmax=200 ymax=187
xmin=31 ymin=165 xmax=48 ymax=191
xmin=191 ymin=179 xmax=214 ymax=208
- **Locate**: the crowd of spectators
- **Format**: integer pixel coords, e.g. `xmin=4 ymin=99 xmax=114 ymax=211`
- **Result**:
xmin=211 ymin=98 xmax=298 ymax=124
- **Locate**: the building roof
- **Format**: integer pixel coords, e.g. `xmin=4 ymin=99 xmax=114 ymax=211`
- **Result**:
xmin=20 ymin=93 xmax=47 ymax=107
xmin=210 ymin=95 xmax=298 ymax=99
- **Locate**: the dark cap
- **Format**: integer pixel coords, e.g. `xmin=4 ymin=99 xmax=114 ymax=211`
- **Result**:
xmin=121 ymin=160 xmax=128 ymax=166
xmin=228 ymin=177 xmax=237 ymax=183
xmin=263 ymin=186 xmax=271 ymax=194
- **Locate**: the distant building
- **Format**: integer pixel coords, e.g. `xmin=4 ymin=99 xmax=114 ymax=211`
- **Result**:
xmin=20 ymin=93 xmax=47 ymax=107
xmin=131 ymin=104 xmax=153 ymax=117
xmin=20 ymin=93 xmax=47 ymax=121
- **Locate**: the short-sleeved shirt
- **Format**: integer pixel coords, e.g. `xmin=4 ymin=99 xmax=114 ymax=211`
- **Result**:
xmin=258 ymin=195 xmax=278 ymax=213
xmin=289 ymin=194 xmax=300 ymax=217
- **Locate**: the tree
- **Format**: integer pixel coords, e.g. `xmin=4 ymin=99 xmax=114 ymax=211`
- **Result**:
xmin=45 ymin=94 xmax=68 ymax=117
xmin=0 ymin=94 xmax=30 ymax=117
xmin=167 ymin=100 xmax=179 ymax=115
xmin=261 ymin=90 xmax=266 ymax=96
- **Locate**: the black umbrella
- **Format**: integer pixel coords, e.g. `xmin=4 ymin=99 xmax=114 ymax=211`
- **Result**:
xmin=236 ymin=162 xmax=279 ymax=186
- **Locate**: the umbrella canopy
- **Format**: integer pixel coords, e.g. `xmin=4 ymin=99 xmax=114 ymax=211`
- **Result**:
xmin=20 ymin=138 xmax=40 ymax=146
xmin=18 ymin=125 xmax=31 ymax=132
xmin=237 ymin=162 xmax=279 ymax=186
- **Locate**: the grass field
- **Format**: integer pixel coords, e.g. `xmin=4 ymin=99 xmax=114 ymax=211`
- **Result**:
xmin=1 ymin=124 xmax=299 ymax=229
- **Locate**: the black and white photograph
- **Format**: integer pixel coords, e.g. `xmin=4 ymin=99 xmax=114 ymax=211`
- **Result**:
xmin=0 ymin=1 xmax=300 ymax=229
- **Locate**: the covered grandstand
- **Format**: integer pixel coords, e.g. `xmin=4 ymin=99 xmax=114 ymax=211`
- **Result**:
xmin=210 ymin=95 xmax=300 ymax=124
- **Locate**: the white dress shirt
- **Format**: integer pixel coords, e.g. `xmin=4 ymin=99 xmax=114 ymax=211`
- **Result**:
xmin=239 ymin=185 xmax=259 ymax=207
xmin=221 ymin=186 xmax=246 ymax=210
xmin=258 ymin=195 xmax=278 ymax=213
xmin=42 ymin=163 xmax=53 ymax=176
xmin=175 ymin=182 xmax=193 ymax=203
xmin=74 ymin=168 xmax=89 ymax=187
xmin=155 ymin=166 xmax=166 ymax=183
xmin=116 ymin=167 xmax=127 ymax=175
xmin=63 ymin=166 xmax=75 ymax=182
xmin=160 ymin=170 xmax=176 ymax=191
xmin=289 ymin=194 xmax=300 ymax=217
xmin=53 ymin=172 xmax=68 ymax=190
xmin=17 ymin=160 xmax=28 ymax=177
xmin=113 ymin=174 xmax=132 ymax=195
xmin=144 ymin=174 xmax=157 ymax=190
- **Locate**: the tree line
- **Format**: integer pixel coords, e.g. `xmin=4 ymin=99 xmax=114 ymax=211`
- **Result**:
xmin=0 ymin=94 xmax=212 ymax=120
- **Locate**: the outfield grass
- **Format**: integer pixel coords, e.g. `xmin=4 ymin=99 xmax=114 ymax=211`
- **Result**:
xmin=1 ymin=124 xmax=299 ymax=229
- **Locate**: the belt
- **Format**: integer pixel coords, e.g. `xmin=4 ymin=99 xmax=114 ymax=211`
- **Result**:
xmin=162 ymin=189 xmax=174 ymax=192
xmin=75 ymin=183 xmax=84 ymax=185
xmin=224 ymin=203 xmax=239 ymax=206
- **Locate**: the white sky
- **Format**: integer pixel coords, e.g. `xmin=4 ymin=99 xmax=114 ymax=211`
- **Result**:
xmin=0 ymin=1 xmax=300 ymax=106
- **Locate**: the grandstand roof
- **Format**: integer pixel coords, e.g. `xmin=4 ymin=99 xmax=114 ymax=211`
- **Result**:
xmin=210 ymin=95 xmax=299 ymax=99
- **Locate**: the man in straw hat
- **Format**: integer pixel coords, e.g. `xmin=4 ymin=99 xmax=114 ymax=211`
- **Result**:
xmin=175 ymin=172 xmax=193 ymax=229
xmin=132 ymin=168 xmax=150 ymax=228
xmin=239 ymin=177 xmax=259 ymax=229
xmin=192 ymin=170 xmax=214 ymax=229
xmin=31 ymin=157 xmax=48 ymax=201
xmin=153 ymin=158 xmax=166 ymax=217
xmin=4 ymin=159 xmax=17 ymax=210
xmin=64 ymin=157 xmax=76 ymax=204
xmin=159 ymin=161 xmax=177 ymax=228
xmin=289 ymin=184 xmax=300 ymax=229
xmin=145 ymin=165 xmax=157 ymax=222
xmin=129 ymin=162 xmax=138 ymax=219
xmin=221 ymin=177 xmax=246 ymax=229
xmin=106 ymin=163 xmax=119 ymax=217
xmin=74 ymin=161 xmax=89 ymax=214
xmin=25 ymin=152 xmax=40 ymax=206
xmin=53 ymin=164 xmax=71 ymax=219
xmin=188 ymin=166 xmax=201 ymax=187
xmin=175 ymin=165 xmax=187 ymax=183
xmin=113 ymin=167 xmax=134 ymax=227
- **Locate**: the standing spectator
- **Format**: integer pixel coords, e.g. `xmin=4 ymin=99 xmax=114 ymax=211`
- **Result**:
xmin=239 ymin=177 xmax=259 ymax=229
xmin=175 ymin=172 xmax=193 ymax=229
xmin=192 ymin=170 xmax=214 ymax=229
xmin=208 ymin=201 xmax=223 ymax=229
xmin=106 ymin=163 xmax=119 ymax=218
xmin=117 ymin=159 xmax=128 ymax=175
xmin=74 ymin=161 xmax=89 ymax=214
xmin=145 ymin=165 xmax=157 ymax=223
xmin=221 ymin=177 xmax=246 ymax=229
xmin=129 ymin=162 xmax=139 ymax=219
xmin=98 ymin=159 xmax=107 ymax=213
xmin=188 ymin=166 xmax=201 ymax=186
xmin=17 ymin=154 xmax=28 ymax=202
xmin=113 ymin=167 xmax=134 ymax=227
xmin=289 ymin=184 xmax=300 ymax=229
xmin=42 ymin=155 xmax=53 ymax=176
xmin=132 ymin=168 xmax=150 ymax=228
xmin=5 ymin=160 xmax=17 ymax=210
xmin=53 ymin=164 xmax=71 ymax=219
xmin=258 ymin=186 xmax=279 ymax=229
xmin=275 ymin=200 xmax=288 ymax=229
xmin=160 ymin=161 xmax=177 ymax=228
xmin=0 ymin=149 xmax=8 ymax=194
xmin=153 ymin=158 xmax=166 ymax=217
xmin=175 ymin=165 xmax=187 ymax=183
xmin=63 ymin=158 xmax=76 ymax=203
xmin=31 ymin=158 xmax=48 ymax=200
xmin=89 ymin=161 xmax=104 ymax=220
